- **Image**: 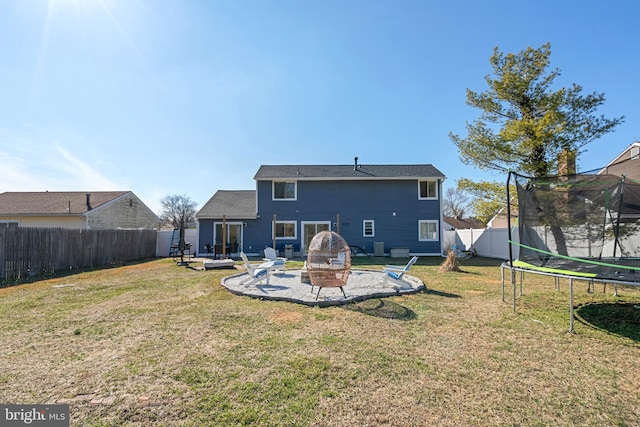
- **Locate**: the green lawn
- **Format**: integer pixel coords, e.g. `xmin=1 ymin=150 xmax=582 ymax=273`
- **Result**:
xmin=0 ymin=257 xmax=638 ymax=426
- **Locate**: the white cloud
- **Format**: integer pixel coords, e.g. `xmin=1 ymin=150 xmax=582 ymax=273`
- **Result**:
xmin=52 ymin=144 xmax=120 ymax=190
xmin=0 ymin=130 xmax=121 ymax=193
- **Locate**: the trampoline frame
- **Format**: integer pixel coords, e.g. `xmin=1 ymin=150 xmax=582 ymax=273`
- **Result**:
xmin=504 ymin=171 xmax=640 ymax=333
xmin=500 ymin=262 xmax=640 ymax=333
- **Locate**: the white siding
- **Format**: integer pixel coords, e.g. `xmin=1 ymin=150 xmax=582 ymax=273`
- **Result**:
xmin=9 ymin=216 xmax=85 ymax=229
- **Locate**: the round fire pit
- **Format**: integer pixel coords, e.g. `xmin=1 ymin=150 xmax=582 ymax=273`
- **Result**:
xmin=307 ymin=231 xmax=351 ymax=299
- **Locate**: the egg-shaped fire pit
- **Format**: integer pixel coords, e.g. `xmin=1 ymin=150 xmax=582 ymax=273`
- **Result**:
xmin=307 ymin=231 xmax=351 ymax=300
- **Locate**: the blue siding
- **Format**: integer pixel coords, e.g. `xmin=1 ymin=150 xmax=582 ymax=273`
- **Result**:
xmin=197 ymin=221 xmax=214 ymax=253
xmin=255 ymin=179 xmax=442 ymax=255
xmin=198 ymin=178 xmax=443 ymax=256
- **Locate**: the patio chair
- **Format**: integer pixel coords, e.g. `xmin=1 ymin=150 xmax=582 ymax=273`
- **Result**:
xmin=329 ymin=250 xmax=347 ymax=267
xmin=262 ymin=247 xmax=286 ymax=273
xmin=240 ymin=252 xmax=271 ymax=287
xmin=382 ymin=256 xmax=419 ymax=288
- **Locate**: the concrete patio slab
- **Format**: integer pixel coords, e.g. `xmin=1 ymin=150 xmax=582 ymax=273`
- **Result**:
xmin=221 ymin=268 xmax=425 ymax=307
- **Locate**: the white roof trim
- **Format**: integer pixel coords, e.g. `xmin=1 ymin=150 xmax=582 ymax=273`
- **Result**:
xmin=601 ymin=141 xmax=640 ymax=169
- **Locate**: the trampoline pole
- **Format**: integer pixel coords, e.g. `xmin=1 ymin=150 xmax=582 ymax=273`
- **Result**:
xmin=520 ymin=271 xmax=523 ymax=297
xmin=513 ymin=276 xmax=516 ymax=313
xmin=506 ymin=171 xmax=514 ymax=269
xmin=569 ymin=278 xmax=575 ymax=334
xmin=507 ymin=171 xmax=517 ymax=312
xmin=501 ymin=265 xmax=505 ymax=302
xmin=612 ymin=175 xmax=626 ymax=258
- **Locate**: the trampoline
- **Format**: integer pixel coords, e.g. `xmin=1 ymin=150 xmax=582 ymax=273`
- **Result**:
xmin=502 ymin=168 xmax=640 ymax=332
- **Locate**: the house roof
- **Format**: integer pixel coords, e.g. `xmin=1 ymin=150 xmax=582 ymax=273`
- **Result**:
xmin=196 ymin=190 xmax=257 ymax=220
xmin=254 ymin=163 xmax=445 ymax=181
xmin=599 ymin=142 xmax=640 ymax=181
xmin=0 ymin=191 xmax=130 ymax=215
xmin=443 ymin=216 xmax=485 ymax=229
xmin=487 ymin=206 xmax=518 ymax=228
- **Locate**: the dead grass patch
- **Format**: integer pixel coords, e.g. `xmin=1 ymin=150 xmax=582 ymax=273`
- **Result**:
xmin=0 ymin=258 xmax=638 ymax=426
xmin=269 ymin=310 xmax=305 ymax=324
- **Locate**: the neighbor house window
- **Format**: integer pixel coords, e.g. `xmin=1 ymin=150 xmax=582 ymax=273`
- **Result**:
xmin=418 ymin=220 xmax=438 ymax=241
xmin=275 ymin=221 xmax=297 ymax=239
xmin=363 ymin=220 xmax=375 ymax=237
xmin=418 ymin=180 xmax=438 ymax=199
xmin=273 ymin=181 xmax=297 ymax=200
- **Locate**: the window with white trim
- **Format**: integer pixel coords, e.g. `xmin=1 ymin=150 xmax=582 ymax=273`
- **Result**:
xmin=273 ymin=181 xmax=297 ymax=200
xmin=418 ymin=180 xmax=438 ymax=199
xmin=363 ymin=220 xmax=375 ymax=237
xmin=418 ymin=220 xmax=438 ymax=241
xmin=274 ymin=221 xmax=297 ymax=239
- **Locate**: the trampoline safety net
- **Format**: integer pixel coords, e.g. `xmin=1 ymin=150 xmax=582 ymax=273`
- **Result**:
xmin=511 ymin=171 xmax=640 ymax=283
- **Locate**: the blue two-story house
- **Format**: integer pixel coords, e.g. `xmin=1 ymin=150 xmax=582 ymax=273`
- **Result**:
xmin=196 ymin=159 xmax=446 ymax=258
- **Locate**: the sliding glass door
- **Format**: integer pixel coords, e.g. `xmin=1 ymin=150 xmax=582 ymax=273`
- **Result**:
xmin=301 ymin=221 xmax=331 ymax=254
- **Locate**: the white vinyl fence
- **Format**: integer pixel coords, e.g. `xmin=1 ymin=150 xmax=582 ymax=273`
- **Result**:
xmin=444 ymin=228 xmax=519 ymax=260
xmin=156 ymin=229 xmax=198 ymax=257
xmin=156 ymin=228 xmax=518 ymax=260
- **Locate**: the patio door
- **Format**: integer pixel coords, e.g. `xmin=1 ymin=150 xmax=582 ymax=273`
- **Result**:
xmin=214 ymin=222 xmax=243 ymax=255
xmin=301 ymin=221 xmax=331 ymax=254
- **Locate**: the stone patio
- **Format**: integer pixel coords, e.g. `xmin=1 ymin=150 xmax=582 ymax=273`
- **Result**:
xmin=221 ymin=268 xmax=425 ymax=307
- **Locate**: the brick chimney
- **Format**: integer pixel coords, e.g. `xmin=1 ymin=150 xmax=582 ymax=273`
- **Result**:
xmin=558 ymin=148 xmax=576 ymax=176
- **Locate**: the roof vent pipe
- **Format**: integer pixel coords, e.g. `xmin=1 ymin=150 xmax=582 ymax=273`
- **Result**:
xmin=354 ymin=156 xmax=358 ymax=171
xmin=86 ymin=193 xmax=92 ymax=211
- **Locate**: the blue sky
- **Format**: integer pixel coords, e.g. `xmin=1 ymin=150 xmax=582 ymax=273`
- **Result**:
xmin=1 ymin=0 xmax=638 ymax=214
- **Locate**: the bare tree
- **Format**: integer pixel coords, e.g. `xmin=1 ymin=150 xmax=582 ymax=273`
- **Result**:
xmin=442 ymin=187 xmax=469 ymax=218
xmin=160 ymin=194 xmax=197 ymax=264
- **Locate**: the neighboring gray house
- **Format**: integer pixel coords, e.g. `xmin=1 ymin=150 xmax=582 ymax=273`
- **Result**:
xmin=0 ymin=191 xmax=160 ymax=230
xmin=196 ymin=160 xmax=446 ymax=257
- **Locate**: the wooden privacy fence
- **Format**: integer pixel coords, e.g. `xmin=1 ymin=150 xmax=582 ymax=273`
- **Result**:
xmin=0 ymin=227 xmax=157 ymax=281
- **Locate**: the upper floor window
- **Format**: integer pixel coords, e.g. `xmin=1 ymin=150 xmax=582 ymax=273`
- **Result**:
xmin=273 ymin=181 xmax=297 ymax=200
xmin=418 ymin=220 xmax=438 ymax=241
xmin=275 ymin=221 xmax=297 ymax=239
xmin=418 ymin=180 xmax=438 ymax=200
xmin=363 ymin=220 xmax=375 ymax=237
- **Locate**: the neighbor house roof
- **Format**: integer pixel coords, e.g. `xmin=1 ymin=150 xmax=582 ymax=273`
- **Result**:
xmin=0 ymin=191 xmax=130 ymax=216
xmin=254 ymin=163 xmax=445 ymax=181
xmin=443 ymin=216 xmax=485 ymax=230
xmin=487 ymin=206 xmax=519 ymax=229
xmin=196 ymin=190 xmax=257 ymax=220
xmin=599 ymin=141 xmax=640 ymax=181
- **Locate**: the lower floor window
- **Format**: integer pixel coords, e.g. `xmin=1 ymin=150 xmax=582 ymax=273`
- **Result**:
xmin=363 ymin=220 xmax=375 ymax=237
xmin=275 ymin=221 xmax=297 ymax=239
xmin=418 ymin=220 xmax=438 ymax=241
